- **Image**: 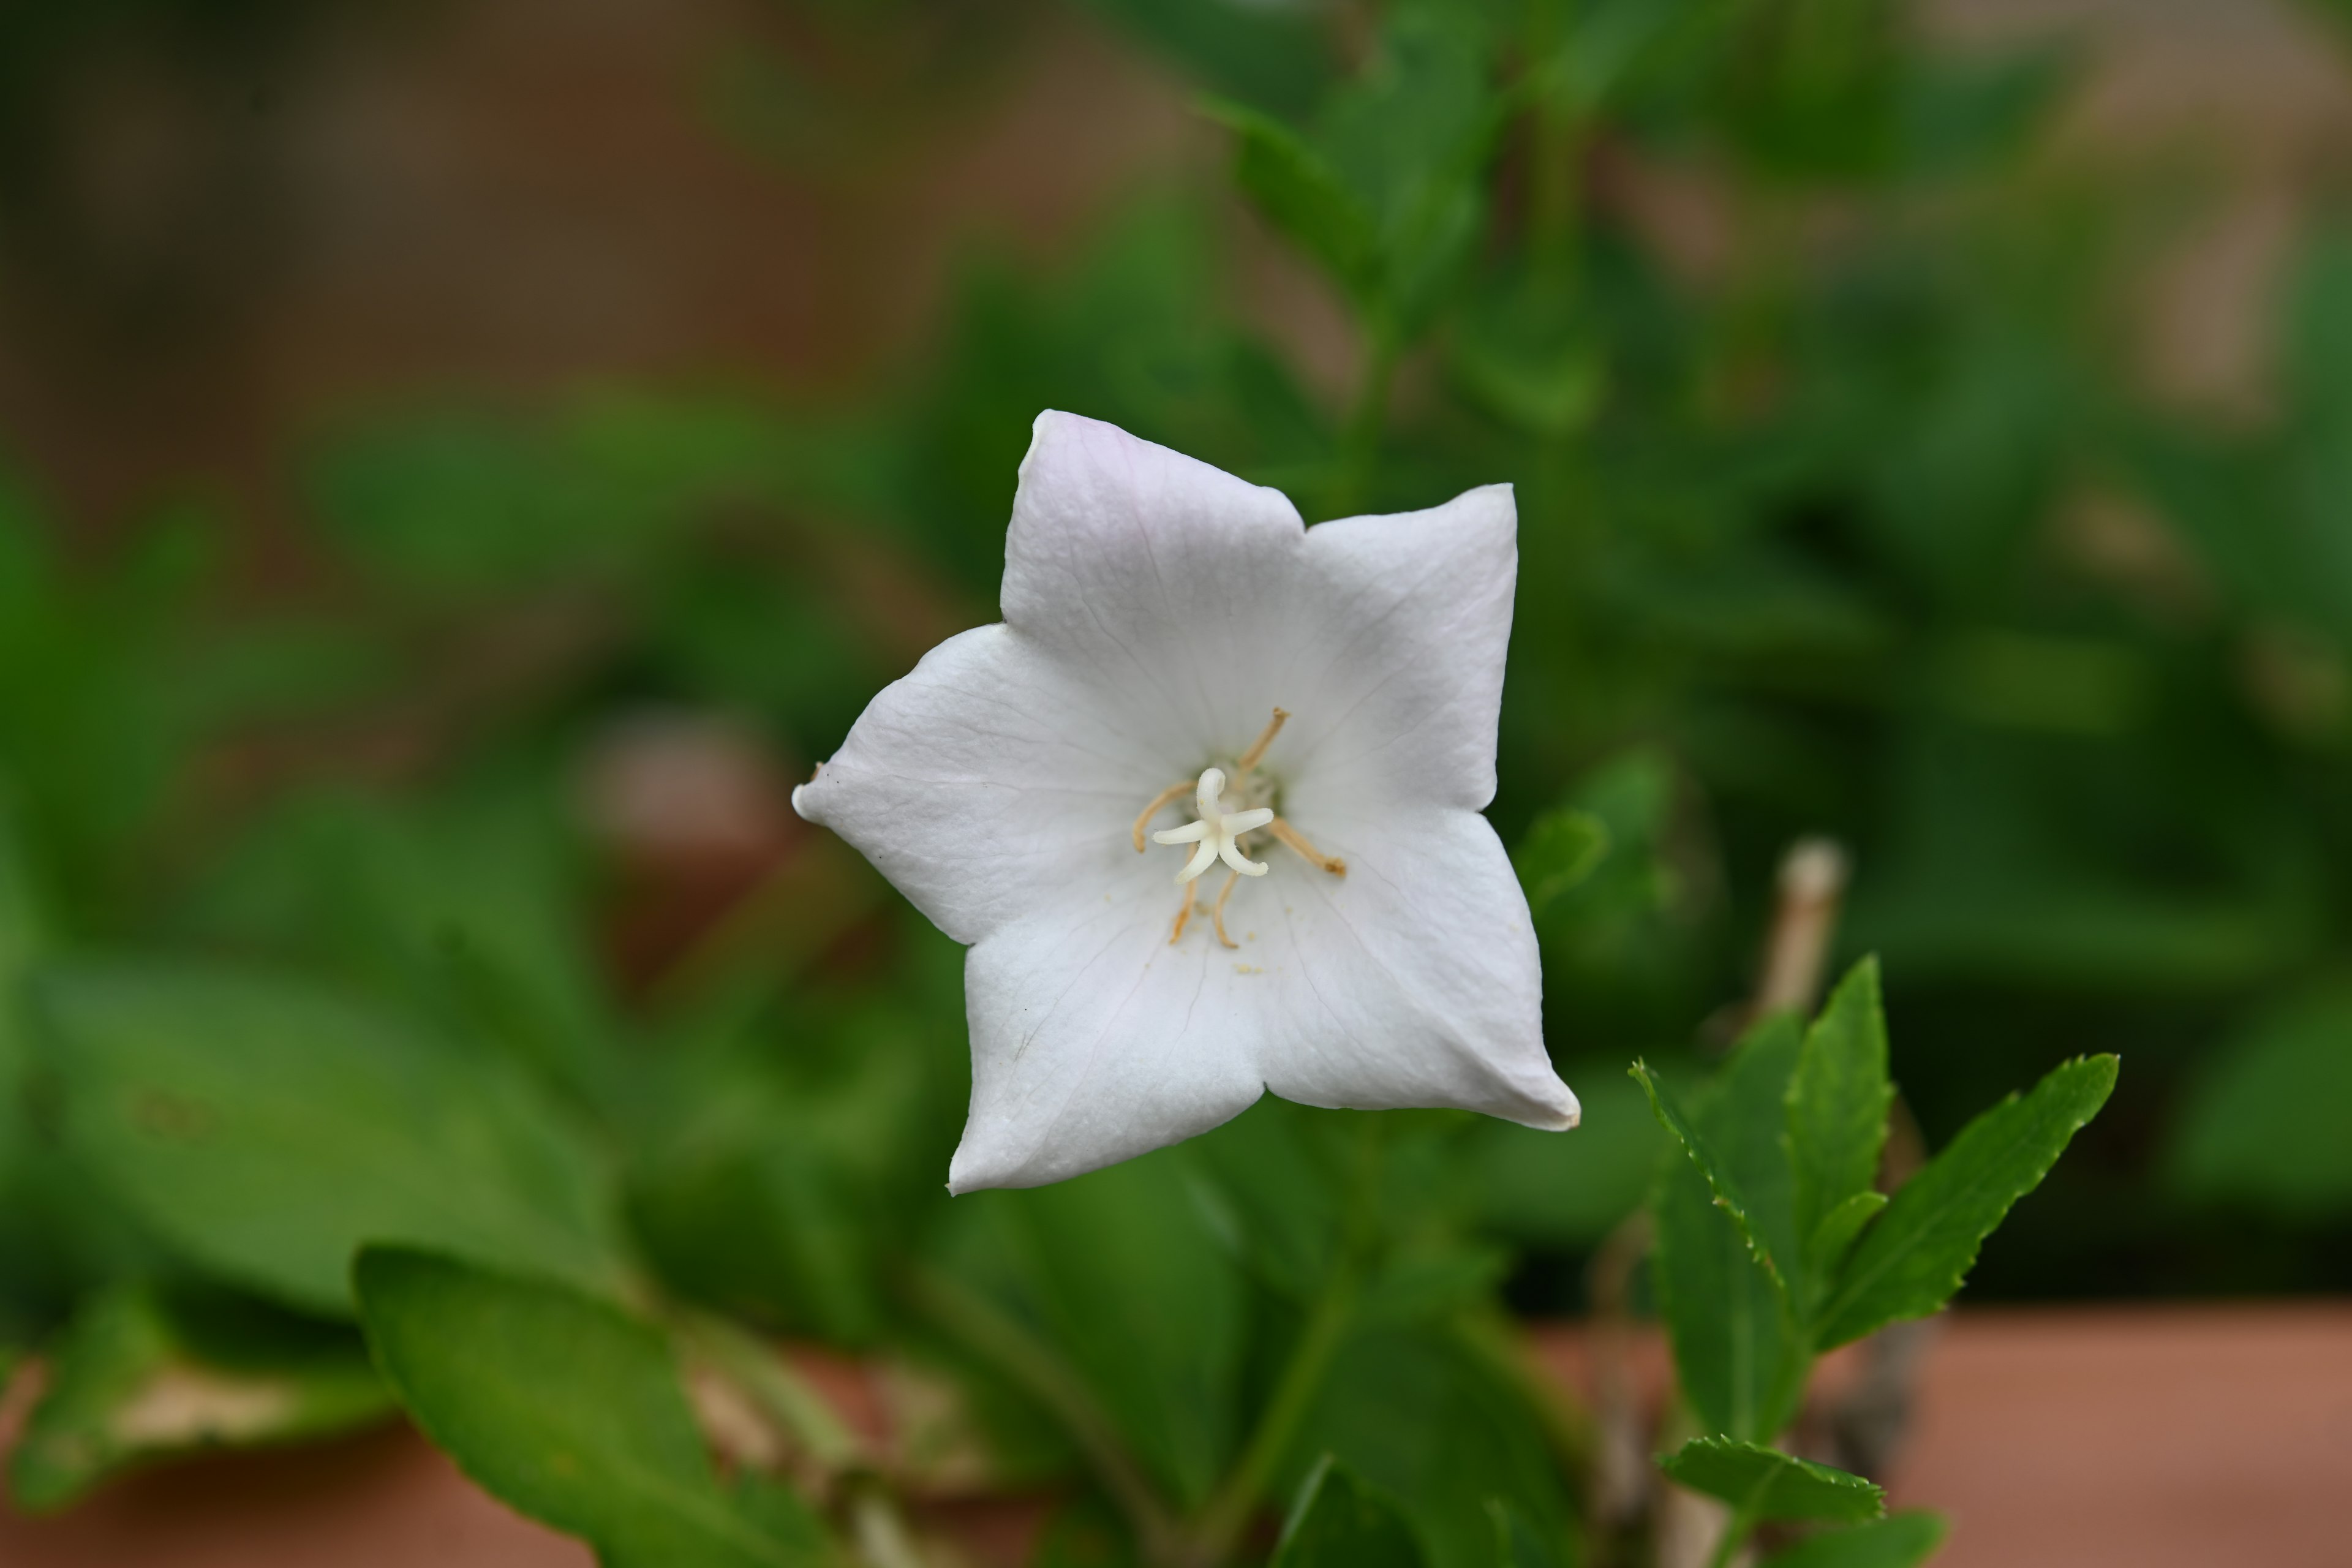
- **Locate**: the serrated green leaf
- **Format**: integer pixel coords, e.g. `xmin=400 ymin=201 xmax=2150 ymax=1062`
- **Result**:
xmin=8 ymin=1282 xmax=391 ymax=1511
xmin=1658 ymin=1437 xmax=1884 ymax=1525
xmin=1631 ymin=1057 xmax=1791 ymax=1293
xmin=38 ymin=960 xmax=624 ymax=1317
xmin=1816 ymin=1056 xmax=2117 ymax=1350
xmin=354 ymin=1247 xmax=825 ymax=1568
xmin=1512 ymin=809 xmax=1610 ymax=918
xmin=1645 ymin=1019 xmax=1809 ymax=1442
xmin=1273 ymin=1455 xmax=1427 ymax=1568
xmin=1787 ymin=959 xmax=1895 ymax=1287
xmin=1762 ymin=1510 xmax=1950 ymax=1567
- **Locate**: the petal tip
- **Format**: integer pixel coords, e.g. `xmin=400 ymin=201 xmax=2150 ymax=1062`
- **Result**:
xmin=788 ymin=764 xmax=829 ymax=824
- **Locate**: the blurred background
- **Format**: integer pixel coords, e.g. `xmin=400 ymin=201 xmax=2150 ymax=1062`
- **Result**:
xmin=1 ymin=0 xmax=2350 ymax=1558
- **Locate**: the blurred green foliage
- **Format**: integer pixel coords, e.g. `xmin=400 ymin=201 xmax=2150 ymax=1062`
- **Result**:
xmin=0 ymin=0 xmax=2340 ymax=1559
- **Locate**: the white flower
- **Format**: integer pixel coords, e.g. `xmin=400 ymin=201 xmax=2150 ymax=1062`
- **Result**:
xmin=793 ymin=411 xmax=1578 ymax=1191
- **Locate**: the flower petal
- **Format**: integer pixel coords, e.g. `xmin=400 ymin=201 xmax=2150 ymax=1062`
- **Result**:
xmin=950 ymin=852 xmax=1265 ymax=1192
xmin=1001 ymin=411 xmax=1312 ymax=763
xmin=1278 ymin=483 xmax=1520 ymax=817
xmin=792 ymin=624 xmax=1174 ymax=944
xmin=1246 ymin=804 xmax=1575 ymax=1130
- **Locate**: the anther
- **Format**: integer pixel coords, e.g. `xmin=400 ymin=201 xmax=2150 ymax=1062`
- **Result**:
xmin=1268 ymin=818 xmax=1345 ymax=876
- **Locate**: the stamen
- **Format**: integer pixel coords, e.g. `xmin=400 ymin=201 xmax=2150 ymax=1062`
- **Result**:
xmin=1170 ymin=885 xmax=1195 ymax=944
xmin=1268 ymin=818 xmax=1346 ymax=876
xmin=1131 ymin=780 xmax=1194 ymax=853
xmin=1212 ymin=871 xmax=1241 ymax=949
xmin=1231 ymin=707 xmax=1289 ymax=787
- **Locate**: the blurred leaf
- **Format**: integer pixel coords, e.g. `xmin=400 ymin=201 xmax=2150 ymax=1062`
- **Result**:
xmin=1815 ymin=1055 xmax=2117 ymax=1349
xmin=1083 ymin=0 xmax=1332 ymax=117
xmin=187 ymin=782 xmax=619 ymax=1109
xmin=1272 ymin=1455 xmax=1427 ymax=1568
xmin=1284 ymin=1323 xmax=1577 ymax=1568
xmin=1183 ymin=1098 xmax=1353 ymax=1302
xmin=354 ymin=1248 xmax=826 ymax=1568
xmin=1451 ymin=265 xmax=1607 ymax=439
xmin=1512 ymin=809 xmax=1610 ymax=919
xmin=2167 ymin=984 xmax=2352 ymax=1220
xmin=1647 ymin=1017 xmax=1809 ymax=1442
xmin=1899 ymin=47 xmax=2073 ymax=179
xmin=1786 ymin=959 xmax=1893 ymax=1286
xmin=1463 ymin=1064 xmax=1665 ymax=1248
xmin=39 ymin=960 xmax=624 ymax=1317
xmin=1658 ymin=1437 xmax=1883 ymax=1524
xmin=936 ymin=1150 xmax=1245 ymax=1509
xmin=629 ymin=972 xmax=962 ymax=1344
xmin=1763 ymin=1510 xmax=1950 ymax=1568
xmin=7 ymin=1282 xmax=390 ymax=1511
xmin=1209 ymin=10 xmax=1497 ymax=340
xmin=1487 ymin=1496 xmax=1562 ymax=1568
xmin=1204 ymin=101 xmax=1381 ymax=307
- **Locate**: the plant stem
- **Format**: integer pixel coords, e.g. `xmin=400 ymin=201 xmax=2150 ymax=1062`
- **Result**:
xmin=1187 ymin=1264 xmax=1359 ymax=1562
xmin=680 ymin=1310 xmax=861 ymax=1472
xmin=679 ymin=1312 xmax=930 ymax=1568
xmin=1183 ymin=1113 xmax=1390 ymax=1564
xmin=1523 ymin=0 xmax=1583 ymax=272
xmin=1327 ymin=334 xmax=1401 ymax=520
xmin=905 ymin=1264 xmax=1188 ymax=1566
xmin=1704 ymin=1504 xmax=1758 ymax=1568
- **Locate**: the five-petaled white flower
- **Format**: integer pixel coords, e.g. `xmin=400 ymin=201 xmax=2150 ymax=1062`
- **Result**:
xmin=793 ymin=411 xmax=1578 ymax=1191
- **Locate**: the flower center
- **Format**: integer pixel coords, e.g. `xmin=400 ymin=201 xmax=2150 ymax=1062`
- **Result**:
xmin=1129 ymin=708 xmax=1346 ymax=949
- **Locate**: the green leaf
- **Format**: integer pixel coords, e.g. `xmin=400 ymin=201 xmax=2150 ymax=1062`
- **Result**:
xmin=1807 ymin=1191 xmax=1888 ymax=1278
xmin=1202 ymin=100 xmax=1380 ymax=309
xmin=1631 ymin=1057 xmax=1792 ymax=1294
xmin=1511 ymin=809 xmax=1610 ymax=919
xmin=1079 ymin=0 xmax=1333 ymax=118
xmin=8 ymin=1283 xmax=392 ymax=1510
xmin=935 ymin=1148 xmax=1246 ymax=1509
xmin=354 ymin=1247 xmax=825 ymax=1568
xmin=1285 ymin=1323 xmax=1577 ymax=1568
xmin=2167 ymin=985 xmax=2352 ymax=1219
xmin=1657 ymin=1438 xmax=1884 ymax=1525
xmin=39 ymin=960 xmax=625 ymax=1316
xmin=1815 ymin=1056 xmax=2117 ymax=1350
xmin=1272 ymin=1455 xmax=1427 ymax=1568
xmin=1763 ymin=1510 xmax=1950 ymax=1568
xmin=1787 ymin=959 xmax=1895 ymax=1286
xmin=1644 ymin=1020 xmax=1810 ymax=1442
xmin=1464 ymin=1064 xmax=1667 ymax=1247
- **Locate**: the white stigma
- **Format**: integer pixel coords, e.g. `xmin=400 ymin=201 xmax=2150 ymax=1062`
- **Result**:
xmin=1152 ymin=767 xmax=1274 ymax=884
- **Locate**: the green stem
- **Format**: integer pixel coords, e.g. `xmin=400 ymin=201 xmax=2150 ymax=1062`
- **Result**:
xmin=1187 ymin=1266 xmax=1359 ymax=1561
xmin=679 ymin=1310 xmax=861 ymax=1472
xmin=1183 ymin=1113 xmax=1390 ymax=1564
xmin=905 ymin=1264 xmax=1188 ymax=1566
xmin=1705 ymin=1477 xmax=1771 ymax=1568
xmin=679 ymin=1313 xmax=929 ymax=1568
xmin=1523 ymin=0 xmax=1583 ymax=271
xmin=1327 ymin=334 xmax=1401 ymax=520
